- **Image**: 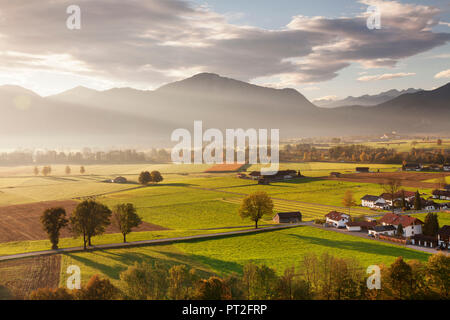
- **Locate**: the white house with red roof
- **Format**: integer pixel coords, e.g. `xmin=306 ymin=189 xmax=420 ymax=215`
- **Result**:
xmin=325 ymin=211 xmax=350 ymax=228
xmin=379 ymin=213 xmax=424 ymax=237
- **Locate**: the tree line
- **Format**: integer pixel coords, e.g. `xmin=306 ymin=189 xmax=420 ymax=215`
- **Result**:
xmin=0 ymin=148 xmax=171 ymax=166
xmin=29 ymin=252 xmax=449 ymax=300
xmin=280 ymin=144 xmax=450 ymax=164
xmin=41 ymin=200 xmax=142 ymax=250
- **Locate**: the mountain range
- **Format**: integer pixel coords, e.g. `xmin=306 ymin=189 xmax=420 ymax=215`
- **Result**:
xmin=0 ymin=73 xmax=449 ymax=148
xmin=314 ymin=88 xmax=423 ymax=108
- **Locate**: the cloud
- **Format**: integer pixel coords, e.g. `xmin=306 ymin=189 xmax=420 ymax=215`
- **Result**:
xmin=357 ymin=72 xmax=416 ymax=81
xmin=434 ymin=69 xmax=450 ymax=79
xmin=0 ymin=0 xmax=449 ymax=91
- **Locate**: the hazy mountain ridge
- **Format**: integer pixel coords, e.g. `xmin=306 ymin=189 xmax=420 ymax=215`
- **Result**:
xmin=1 ymin=74 xmax=449 ymax=148
xmin=314 ymin=88 xmax=423 ymax=108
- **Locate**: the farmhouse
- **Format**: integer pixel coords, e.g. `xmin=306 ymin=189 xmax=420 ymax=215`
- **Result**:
xmin=444 ymin=165 xmax=450 ymax=172
xmin=361 ymin=195 xmax=387 ymax=209
xmin=257 ymin=170 xmax=301 ymax=184
xmin=368 ymin=225 xmax=397 ymax=237
xmin=379 ymin=213 xmax=424 ymax=237
xmin=403 ymin=163 xmax=423 ymax=171
xmin=113 ymin=176 xmax=127 ymax=184
xmin=437 ymin=225 xmax=450 ymax=249
xmin=410 ymin=234 xmax=438 ymax=248
xmin=325 ymin=211 xmax=350 ymax=228
xmin=330 ymin=172 xmax=341 ymax=178
xmin=356 ymin=167 xmax=369 ymax=173
xmin=273 ymin=212 xmax=302 ymax=224
xmin=380 ymin=190 xmax=415 ymax=206
xmin=345 ymin=221 xmax=376 ymax=232
xmin=444 ymin=185 xmax=450 ymax=191
xmin=432 ymin=190 xmax=450 ymax=200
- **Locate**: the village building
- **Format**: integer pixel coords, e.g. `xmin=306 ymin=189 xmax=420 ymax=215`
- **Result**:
xmin=356 ymin=167 xmax=369 ymax=173
xmin=410 ymin=234 xmax=438 ymax=248
xmin=273 ymin=212 xmax=302 ymax=224
xmin=403 ymin=163 xmax=423 ymax=171
xmin=432 ymin=190 xmax=450 ymax=200
xmin=325 ymin=211 xmax=350 ymax=228
xmin=443 ymin=165 xmax=450 ymax=172
xmin=345 ymin=221 xmax=376 ymax=232
xmin=361 ymin=195 xmax=387 ymax=209
xmin=368 ymin=225 xmax=397 ymax=237
xmin=379 ymin=191 xmax=415 ymax=206
xmin=112 ymin=176 xmax=128 ymax=184
xmin=437 ymin=225 xmax=450 ymax=249
xmin=379 ymin=213 xmax=424 ymax=237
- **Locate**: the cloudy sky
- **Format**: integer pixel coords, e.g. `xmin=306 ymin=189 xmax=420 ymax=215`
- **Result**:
xmin=0 ymin=0 xmax=449 ymax=101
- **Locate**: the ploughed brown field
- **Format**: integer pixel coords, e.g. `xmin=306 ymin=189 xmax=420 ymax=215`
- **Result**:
xmin=0 ymin=255 xmax=61 ymax=299
xmin=204 ymin=163 xmax=245 ymax=173
xmin=0 ymin=200 xmax=168 ymax=243
xmin=327 ymin=172 xmax=450 ymax=189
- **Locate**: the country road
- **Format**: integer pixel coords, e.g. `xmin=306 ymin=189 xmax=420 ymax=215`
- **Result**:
xmin=0 ymin=223 xmax=306 ymax=262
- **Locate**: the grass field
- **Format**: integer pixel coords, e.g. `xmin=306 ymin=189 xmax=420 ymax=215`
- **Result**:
xmin=58 ymin=226 xmax=431 ymax=289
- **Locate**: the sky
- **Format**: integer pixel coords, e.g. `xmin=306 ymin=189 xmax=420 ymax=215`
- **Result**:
xmin=0 ymin=0 xmax=449 ymax=101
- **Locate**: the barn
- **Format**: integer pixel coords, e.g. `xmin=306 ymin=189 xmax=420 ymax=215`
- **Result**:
xmin=273 ymin=212 xmax=302 ymax=224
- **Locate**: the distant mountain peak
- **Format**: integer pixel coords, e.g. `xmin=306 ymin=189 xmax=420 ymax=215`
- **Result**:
xmin=0 ymin=85 xmax=40 ymax=97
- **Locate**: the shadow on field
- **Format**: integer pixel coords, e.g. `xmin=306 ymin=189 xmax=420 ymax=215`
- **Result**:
xmin=286 ymin=233 xmax=429 ymax=261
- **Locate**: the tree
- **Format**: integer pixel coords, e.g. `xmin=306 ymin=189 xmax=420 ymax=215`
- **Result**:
xmin=29 ymin=288 xmax=74 ymax=300
xmin=80 ymin=166 xmax=85 ymax=174
xmin=384 ymin=257 xmax=413 ymax=299
xmin=413 ymin=190 xmax=422 ymax=210
xmin=238 ymin=192 xmax=273 ymax=229
xmin=437 ymin=139 xmax=443 ymax=146
xmin=150 ymin=171 xmax=163 ymax=184
xmin=381 ymin=178 xmax=402 ymax=213
xmin=138 ymin=171 xmax=152 ymax=185
xmin=396 ymin=224 xmax=404 ymax=237
xmin=33 ymin=166 xmax=39 ymax=176
xmin=423 ymin=213 xmax=439 ymax=236
xmin=193 ymin=277 xmax=231 ymax=300
xmin=120 ymin=262 xmax=168 ymax=300
xmin=42 ymin=166 xmax=51 ymax=176
xmin=40 ymin=207 xmax=68 ymax=250
xmin=426 ymin=253 xmax=450 ymax=298
xmin=65 ymin=166 xmax=71 ymax=175
xmin=342 ymin=190 xmax=357 ymax=215
xmin=112 ymin=203 xmax=142 ymax=243
xmin=70 ymin=200 xmax=112 ymax=249
xmin=167 ymin=265 xmax=197 ymax=300
xmin=75 ymin=275 xmax=120 ymax=300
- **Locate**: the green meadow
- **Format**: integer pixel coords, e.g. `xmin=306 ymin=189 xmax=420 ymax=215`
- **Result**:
xmin=59 ymin=226 xmax=431 ymax=289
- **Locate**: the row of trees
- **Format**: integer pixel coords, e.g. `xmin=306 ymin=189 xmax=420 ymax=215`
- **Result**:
xmin=40 ymin=200 xmax=142 ymax=250
xmin=280 ymin=144 xmax=450 ymax=164
xmin=0 ymin=149 xmax=171 ymax=166
xmin=30 ymin=253 xmax=450 ymax=300
xmin=34 ymin=166 xmax=85 ymax=176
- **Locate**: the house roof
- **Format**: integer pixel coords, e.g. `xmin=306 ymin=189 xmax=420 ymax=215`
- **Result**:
xmin=438 ymin=225 xmax=450 ymax=237
xmin=371 ymin=225 xmax=397 ymax=232
xmin=325 ymin=211 xmax=349 ymax=221
xmin=361 ymin=195 xmax=380 ymax=202
xmin=433 ymin=190 xmax=450 ymax=197
xmin=379 ymin=213 xmax=424 ymax=227
xmin=380 ymin=190 xmax=415 ymax=200
xmin=274 ymin=212 xmax=302 ymax=219
xmin=346 ymin=221 xmax=377 ymax=227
